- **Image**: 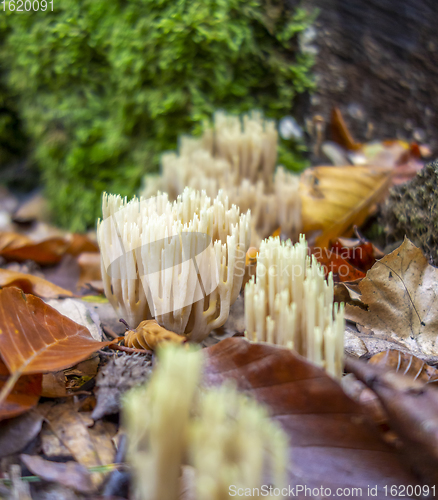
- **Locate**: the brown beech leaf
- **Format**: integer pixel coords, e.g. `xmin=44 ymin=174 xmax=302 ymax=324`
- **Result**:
xmin=345 ymin=357 xmax=438 ymax=486
xmin=0 ymin=358 xmax=42 ymax=421
xmin=204 ymin=338 xmax=416 ymax=495
xmin=369 ymin=350 xmax=438 ymax=385
xmin=300 ymin=166 xmax=391 ymax=248
xmin=0 ymin=232 xmax=31 ymax=251
xmin=0 ymin=287 xmax=112 ymax=404
xmin=0 ymin=230 xmax=98 ymax=265
xmin=77 ymin=252 xmax=102 ymax=289
xmin=65 ymin=234 xmax=99 ymax=257
xmin=0 ymin=235 xmax=69 ymax=265
xmin=345 ymin=238 xmax=438 ymax=358
xmin=0 ymin=269 xmax=73 ymax=299
xmin=125 ymin=319 xmax=187 ymax=351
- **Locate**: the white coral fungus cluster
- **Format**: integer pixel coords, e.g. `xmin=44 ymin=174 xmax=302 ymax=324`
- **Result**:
xmin=245 ymin=235 xmax=345 ymax=378
xmin=142 ymin=111 xmax=301 ymax=246
xmin=97 ymin=187 xmax=250 ymax=342
xmin=124 ymin=346 xmax=287 ymax=500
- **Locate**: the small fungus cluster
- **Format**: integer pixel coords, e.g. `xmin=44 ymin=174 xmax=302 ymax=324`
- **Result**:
xmin=245 ymin=235 xmax=345 ymax=379
xmin=124 ymin=346 xmax=287 ymax=500
xmin=97 ymin=187 xmax=250 ymax=342
xmin=142 ymin=111 xmax=301 ymax=246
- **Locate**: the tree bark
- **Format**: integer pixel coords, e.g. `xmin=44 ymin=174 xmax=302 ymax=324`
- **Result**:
xmin=296 ymin=0 xmax=438 ymax=151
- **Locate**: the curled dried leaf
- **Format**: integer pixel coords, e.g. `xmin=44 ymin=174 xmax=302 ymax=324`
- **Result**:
xmin=125 ymin=320 xmax=187 ymax=351
xmin=300 ymin=166 xmax=391 ymax=248
xmin=369 ymin=350 xmax=438 ymax=385
xmin=0 ymin=269 xmax=73 ymax=299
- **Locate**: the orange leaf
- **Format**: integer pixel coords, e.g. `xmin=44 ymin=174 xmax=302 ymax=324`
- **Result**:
xmin=314 ymin=249 xmax=366 ymax=282
xmin=0 ymin=357 xmax=42 ymax=421
xmin=65 ymin=234 xmax=99 ymax=257
xmin=0 ymin=269 xmax=73 ymax=299
xmin=0 ymin=231 xmax=98 ymax=265
xmin=0 ymin=236 xmax=69 ymax=265
xmin=0 ymin=232 xmax=32 ymax=251
xmin=330 ymin=107 xmax=362 ymax=151
xmin=0 ymin=287 xmax=111 ymax=376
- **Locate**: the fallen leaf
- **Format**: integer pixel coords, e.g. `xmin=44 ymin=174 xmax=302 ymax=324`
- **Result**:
xmin=315 ymin=238 xmax=381 ymax=282
xmin=332 ymin=238 xmax=379 ymax=272
xmin=40 ymin=425 xmax=72 ymax=459
xmin=204 ymin=338 xmax=417 ymax=494
xmin=0 ymin=358 xmax=42 ymax=421
xmin=0 ymin=269 xmax=73 ymax=299
xmin=0 ymin=410 xmax=44 ymax=458
xmin=314 ymin=248 xmax=366 ymax=282
xmin=125 ymin=319 xmax=187 ymax=350
xmin=343 ymin=324 xmax=438 ymax=365
xmin=300 ymin=166 xmax=392 ymax=248
xmin=0 ymin=231 xmax=31 ymax=251
xmin=334 ymin=283 xmax=366 ymax=309
xmin=77 ymin=252 xmax=101 ymax=289
xmin=41 ymin=372 xmax=67 ymax=398
xmin=0 ymin=228 xmax=98 ymax=265
xmin=44 ymin=402 xmax=116 ymax=487
xmin=0 ymin=236 xmax=69 ymax=265
xmin=345 ymin=356 xmax=438 ymax=486
xmin=369 ymin=350 xmax=438 ymax=385
xmin=20 ymin=454 xmax=94 ymax=494
xmin=46 ymin=298 xmax=103 ymax=341
xmin=330 ymin=107 xmax=362 ymax=151
xmin=345 ymin=238 xmax=438 ymax=358
xmin=65 ymin=234 xmax=99 ymax=257
xmin=0 ymin=287 xmax=112 ymax=405
xmin=341 ymin=374 xmax=388 ymax=429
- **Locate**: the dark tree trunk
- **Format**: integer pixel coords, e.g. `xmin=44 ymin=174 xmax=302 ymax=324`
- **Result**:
xmin=295 ymin=0 xmax=438 ymax=151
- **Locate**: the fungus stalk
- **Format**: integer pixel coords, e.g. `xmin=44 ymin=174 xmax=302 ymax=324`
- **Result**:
xmin=124 ymin=346 xmax=288 ymax=500
xmin=97 ymin=188 xmax=250 ymax=342
xmin=244 ymin=235 xmax=345 ymax=379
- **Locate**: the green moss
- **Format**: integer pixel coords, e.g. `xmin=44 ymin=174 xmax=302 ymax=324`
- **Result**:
xmin=0 ymin=0 xmax=315 ymax=231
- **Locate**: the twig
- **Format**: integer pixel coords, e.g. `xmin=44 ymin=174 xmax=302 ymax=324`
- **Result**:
xmin=119 ymin=318 xmax=130 ymax=330
xmin=101 ymin=324 xmax=120 ymax=339
xmin=108 ymin=344 xmax=152 ymax=355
